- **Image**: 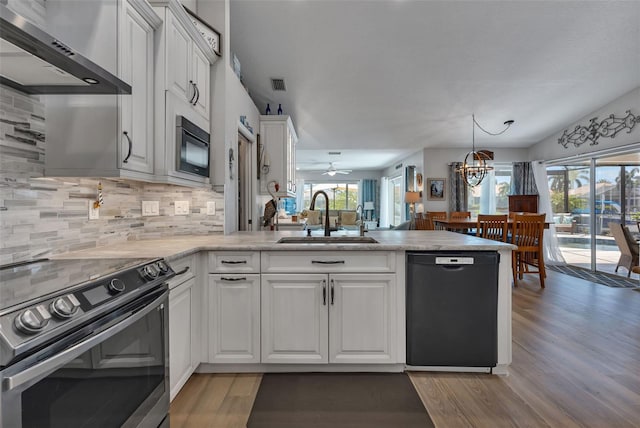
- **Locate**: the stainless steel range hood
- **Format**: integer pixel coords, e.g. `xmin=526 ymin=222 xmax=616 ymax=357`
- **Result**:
xmin=0 ymin=3 xmax=131 ymax=95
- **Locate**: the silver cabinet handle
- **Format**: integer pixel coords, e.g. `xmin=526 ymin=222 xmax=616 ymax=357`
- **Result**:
xmin=122 ymin=131 xmax=132 ymax=163
xmin=221 ymin=277 xmax=247 ymax=282
xmin=322 ymin=279 xmax=327 ymax=306
xmin=221 ymin=260 xmax=247 ymax=265
xmin=330 ymin=278 xmax=335 ymax=305
xmin=311 ymin=260 xmax=345 ymax=265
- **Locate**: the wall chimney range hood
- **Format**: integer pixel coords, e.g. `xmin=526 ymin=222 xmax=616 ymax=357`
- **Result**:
xmin=0 ymin=4 xmax=131 ymax=95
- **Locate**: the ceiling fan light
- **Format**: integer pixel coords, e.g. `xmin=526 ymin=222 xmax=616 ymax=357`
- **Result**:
xmin=327 ymin=170 xmax=336 ymax=176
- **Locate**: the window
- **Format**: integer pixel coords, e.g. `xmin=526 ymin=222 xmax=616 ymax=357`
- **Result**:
xmin=389 ymin=176 xmax=403 ymax=226
xmin=467 ymin=163 xmax=512 ymax=215
xmin=302 ymin=182 xmax=359 ymax=211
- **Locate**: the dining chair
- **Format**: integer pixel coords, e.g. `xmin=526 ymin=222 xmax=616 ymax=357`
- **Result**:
xmin=415 ymin=212 xmax=423 ymax=220
xmin=427 ymin=211 xmax=447 ymax=230
xmin=451 ymin=211 xmax=471 ymax=219
xmin=511 ymin=213 xmax=546 ymax=288
xmin=476 ymin=214 xmax=508 ymax=242
xmin=415 ymin=215 xmax=434 ymax=230
xmin=609 ymin=222 xmax=639 ymax=277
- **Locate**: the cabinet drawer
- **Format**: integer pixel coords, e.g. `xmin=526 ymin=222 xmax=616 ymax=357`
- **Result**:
xmin=208 ymin=252 xmax=260 ymax=273
xmin=261 ymin=251 xmax=396 ymax=273
xmin=167 ymin=254 xmax=196 ymax=289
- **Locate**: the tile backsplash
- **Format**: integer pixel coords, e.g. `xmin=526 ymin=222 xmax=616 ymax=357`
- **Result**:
xmin=0 ymin=85 xmax=224 ymax=265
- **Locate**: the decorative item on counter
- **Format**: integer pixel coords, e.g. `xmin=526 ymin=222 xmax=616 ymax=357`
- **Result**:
xmin=93 ymin=182 xmax=103 ymax=209
xmin=263 ymin=181 xmax=280 ymax=227
xmin=265 ymin=103 xmax=271 ymax=115
xmin=277 ymin=104 xmax=283 ymax=115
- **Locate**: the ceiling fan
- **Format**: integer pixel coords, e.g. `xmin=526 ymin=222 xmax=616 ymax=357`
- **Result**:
xmin=322 ymin=162 xmax=352 ymax=176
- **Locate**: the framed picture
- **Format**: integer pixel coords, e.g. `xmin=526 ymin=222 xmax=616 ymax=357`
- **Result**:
xmin=427 ymin=178 xmax=446 ymax=200
xmin=185 ymin=7 xmax=221 ymax=56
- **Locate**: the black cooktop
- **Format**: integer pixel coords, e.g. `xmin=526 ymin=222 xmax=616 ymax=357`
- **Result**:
xmin=0 ymin=258 xmax=152 ymax=311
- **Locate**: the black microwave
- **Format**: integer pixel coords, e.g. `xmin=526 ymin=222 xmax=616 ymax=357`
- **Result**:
xmin=176 ymin=116 xmax=210 ymax=178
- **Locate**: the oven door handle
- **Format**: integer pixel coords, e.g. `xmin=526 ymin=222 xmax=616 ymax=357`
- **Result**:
xmin=3 ymin=291 xmax=168 ymax=392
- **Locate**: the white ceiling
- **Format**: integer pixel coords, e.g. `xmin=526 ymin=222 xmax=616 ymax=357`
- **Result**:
xmin=229 ymin=0 xmax=640 ymax=171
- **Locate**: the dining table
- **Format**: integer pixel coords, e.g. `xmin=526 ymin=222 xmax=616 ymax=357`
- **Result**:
xmin=433 ymin=217 xmax=552 ymax=232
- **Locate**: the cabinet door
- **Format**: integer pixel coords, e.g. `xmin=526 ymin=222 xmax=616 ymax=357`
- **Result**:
xmin=261 ymin=274 xmax=328 ymax=363
xmin=166 ymin=14 xmax=192 ymax=102
xmin=191 ymin=44 xmax=210 ymax=120
xmin=208 ymin=274 xmax=260 ymax=363
xmin=329 ymin=274 xmax=396 ymax=364
xmin=169 ymin=278 xmax=195 ymax=401
xmin=119 ymin=2 xmax=154 ymax=173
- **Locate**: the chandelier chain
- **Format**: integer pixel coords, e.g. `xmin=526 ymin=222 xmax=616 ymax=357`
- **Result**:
xmin=473 ymin=116 xmax=512 ymax=136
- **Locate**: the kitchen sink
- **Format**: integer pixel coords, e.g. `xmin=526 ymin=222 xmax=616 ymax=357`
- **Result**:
xmin=276 ymin=236 xmax=379 ymax=244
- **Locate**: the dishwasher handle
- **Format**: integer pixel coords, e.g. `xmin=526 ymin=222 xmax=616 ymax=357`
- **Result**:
xmin=435 ymin=257 xmax=474 ymax=265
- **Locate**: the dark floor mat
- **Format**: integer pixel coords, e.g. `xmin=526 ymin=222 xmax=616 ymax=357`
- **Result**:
xmin=546 ymin=264 xmax=639 ymax=288
xmin=247 ymin=372 xmax=434 ymax=428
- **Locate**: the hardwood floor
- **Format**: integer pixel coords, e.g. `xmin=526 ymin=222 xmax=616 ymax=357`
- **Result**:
xmin=170 ymin=271 xmax=640 ymax=427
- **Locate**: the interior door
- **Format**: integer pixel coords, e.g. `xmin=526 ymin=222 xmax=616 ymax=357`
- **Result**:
xmin=237 ymin=132 xmax=252 ymax=231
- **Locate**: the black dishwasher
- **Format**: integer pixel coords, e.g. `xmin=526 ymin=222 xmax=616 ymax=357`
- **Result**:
xmin=406 ymin=251 xmax=499 ymax=367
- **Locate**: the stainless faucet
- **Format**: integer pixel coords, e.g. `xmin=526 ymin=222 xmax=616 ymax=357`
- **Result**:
xmin=310 ymin=190 xmax=331 ymax=236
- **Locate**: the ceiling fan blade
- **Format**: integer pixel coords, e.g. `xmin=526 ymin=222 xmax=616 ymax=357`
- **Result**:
xmin=336 ymin=170 xmax=350 ymax=174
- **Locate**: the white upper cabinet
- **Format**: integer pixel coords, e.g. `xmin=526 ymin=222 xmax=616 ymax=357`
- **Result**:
xmin=119 ymin=0 xmax=155 ymax=174
xmin=44 ymin=0 xmax=161 ymax=180
xmin=259 ymin=115 xmax=298 ymax=198
xmin=160 ymin=1 xmax=214 ymax=123
xmin=151 ymin=0 xmax=217 ymax=186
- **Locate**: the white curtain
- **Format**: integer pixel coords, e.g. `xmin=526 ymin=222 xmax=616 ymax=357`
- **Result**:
xmin=531 ymin=161 xmax=566 ymax=265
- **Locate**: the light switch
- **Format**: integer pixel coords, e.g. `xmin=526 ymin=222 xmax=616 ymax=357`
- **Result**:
xmin=207 ymin=201 xmax=216 ymax=215
xmin=142 ymin=201 xmax=160 ymax=216
xmin=88 ymin=203 xmax=99 ymax=220
xmin=175 ymin=200 xmax=190 ymax=215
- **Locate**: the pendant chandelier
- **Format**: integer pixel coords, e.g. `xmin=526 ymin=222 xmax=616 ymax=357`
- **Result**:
xmin=457 ymin=114 xmax=514 ymax=187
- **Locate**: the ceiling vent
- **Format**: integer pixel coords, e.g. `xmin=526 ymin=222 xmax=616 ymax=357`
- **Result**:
xmin=328 ymin=151 xmax=341 ymax=156
xmin=271 ymin=78 xmax=286 ymax=91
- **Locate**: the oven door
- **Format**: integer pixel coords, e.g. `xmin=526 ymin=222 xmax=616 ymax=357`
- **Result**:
xmin=1 ymin=288 xmax=169 ymax=428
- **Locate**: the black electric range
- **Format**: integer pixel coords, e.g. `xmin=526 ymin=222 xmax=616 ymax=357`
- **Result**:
xmin=0 ymin=257 xmax=175 ymax=367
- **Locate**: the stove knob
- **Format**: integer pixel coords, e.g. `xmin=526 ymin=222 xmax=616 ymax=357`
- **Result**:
xmin=15 ymin=305 xmax=51 ymax=334
xmin=108 ymin=278 xmax=126 ymax=294
xmin=141 ymin=264 xmax=158 ymax=280
xmin=156 ymin=260 xmax=169 ymax=274
xmin=50 ymin=294 xmax=81 ymax=319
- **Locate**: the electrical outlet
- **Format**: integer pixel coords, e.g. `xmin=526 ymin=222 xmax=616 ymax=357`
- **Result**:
xmin=89 ymin=203 xmax=99 ymax=220
xmin=175 ymin=200 xmax=190 ymax=215
xmin=142 ymin=201 xmax=160 ymax=216
xmin=207 ymin=201 xmax=216 ymax=215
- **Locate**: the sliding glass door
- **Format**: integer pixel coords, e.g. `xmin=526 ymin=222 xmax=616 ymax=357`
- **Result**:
xmin=547 ymin=151 xmax=640 ymax=278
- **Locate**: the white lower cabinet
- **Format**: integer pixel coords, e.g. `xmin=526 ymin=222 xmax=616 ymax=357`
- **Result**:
xmin=169 ymin=277 xmax=197 ymax=400
xmin=168 ymin=253 xmax=201 ymax=402
xmin=261 ymin=273 xmax=396 ymax=364
xmin=208 ymin=274 xmax=260 ymax=363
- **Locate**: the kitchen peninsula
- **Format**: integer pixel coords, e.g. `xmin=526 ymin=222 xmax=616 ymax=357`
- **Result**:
xmin=54 ymin=230 xmax=514 ymax=398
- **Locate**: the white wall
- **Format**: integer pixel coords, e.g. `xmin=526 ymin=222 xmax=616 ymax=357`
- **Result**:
xmin=422 ymin=147 xmax=529 ymax=212
xmin=199 ymin=0 xmax=260 ymax=233
xmin=528 ymin=87 xmax=640 ymax=161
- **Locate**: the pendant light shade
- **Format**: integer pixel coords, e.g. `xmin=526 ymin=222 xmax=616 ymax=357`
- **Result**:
xmin=457 ymin=114 xmax=514 ymax=187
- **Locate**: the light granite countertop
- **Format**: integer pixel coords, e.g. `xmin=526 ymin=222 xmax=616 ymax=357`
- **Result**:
xmin=53 ymin=230 xmax=515 ymax=262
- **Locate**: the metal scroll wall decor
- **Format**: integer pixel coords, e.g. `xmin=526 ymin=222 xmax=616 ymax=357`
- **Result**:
xmin=557 ymin=110 xmax=639 ymax=149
